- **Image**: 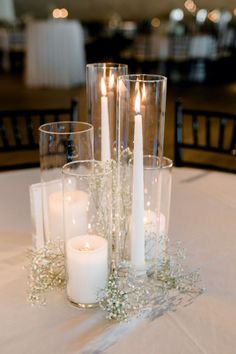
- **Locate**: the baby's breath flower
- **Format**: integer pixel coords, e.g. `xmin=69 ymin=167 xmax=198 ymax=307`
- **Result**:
xmin=25 ymin=240 xmax=66 ymax=305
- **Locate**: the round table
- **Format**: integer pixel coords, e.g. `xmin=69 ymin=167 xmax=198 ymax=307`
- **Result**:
xmin=0 ymin=167 xmax=235 ymax=353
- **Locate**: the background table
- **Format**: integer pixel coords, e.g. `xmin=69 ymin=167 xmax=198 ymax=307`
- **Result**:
xmin=0 ymin=167 xmax=235 ymax=354
xmin=25 ymin=20 xmax=86 ymax=88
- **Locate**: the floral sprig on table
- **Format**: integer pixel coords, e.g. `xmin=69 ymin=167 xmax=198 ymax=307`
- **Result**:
xmin=99 ymin=242 xmax=204 ymax=322
xmin=25 ymin=240 xmax=66 ymax=305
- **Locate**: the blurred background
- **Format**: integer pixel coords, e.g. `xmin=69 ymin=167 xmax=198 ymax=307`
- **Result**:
xmin=0 ymin=0 xmax=236 ymax=167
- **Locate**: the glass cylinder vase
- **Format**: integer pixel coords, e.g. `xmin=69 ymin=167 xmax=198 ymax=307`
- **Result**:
xmin=39 ymin=121 xmax=94 ymax=243
xmin=116 ymin=74 xmax=168 ymax=274
xmin=62 ymin=160 xmax=113 ymax=308
xmin=142 ymin=156 xmax=173 ymax=269
xmin=86 ymin=63 xmax=128 ymax=161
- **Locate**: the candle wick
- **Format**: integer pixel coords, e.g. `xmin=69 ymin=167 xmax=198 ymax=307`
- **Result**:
xmin=79 ymin=241 xmax=94 ymax=251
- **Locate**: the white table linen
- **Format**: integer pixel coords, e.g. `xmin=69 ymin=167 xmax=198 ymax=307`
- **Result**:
xmin=25 ymin=20 xmax=86 ymax=88
xmin=0 ymin=167 xmax=235 ymax=354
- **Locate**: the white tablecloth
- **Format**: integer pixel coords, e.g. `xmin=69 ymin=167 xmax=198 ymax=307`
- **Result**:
xmin=0 ymin=168 xmax=235 ymax=354
xmin=25 ymin=20 xmax=86 ymax=88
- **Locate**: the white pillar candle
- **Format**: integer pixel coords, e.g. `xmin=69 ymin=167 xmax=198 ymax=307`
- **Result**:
xmin=131 ymin=89 xmax=145 ymax=268
xmin=48 ymin=190 xmax=88 ymax=240
xmin=66 ymin=234 xmax=108 ymax=305
xmin=101 ymin=77 xmax=111 ymax=161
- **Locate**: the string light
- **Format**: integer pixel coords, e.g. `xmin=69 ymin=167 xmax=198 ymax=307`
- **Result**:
xmin=221 ymin=10 xmax=232 ymax=24
xmin=52 ymin=8 xmax=69 ymax=19
xmin=52 ymin=8 xmax=61 ymax=19
xmin=151 ymin=17 xmax=161 ymax=28
xmin=170 ymin=8 xmax=184 ymax=22
xmin=196 ymin=9 xmax=208 ymax=23
xmin=61 ymin=8 xmax=69 ymax=18
xmin=184 ymin=0 xmax=197 ymax=13
xmin=208 ymin=9 xmax=220 ymax=23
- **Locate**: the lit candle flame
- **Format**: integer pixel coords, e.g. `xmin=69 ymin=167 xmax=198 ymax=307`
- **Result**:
xmin=84 ymin=242 xmax=90 ymax=249
xmin=79 ymin=241 xmax=93 ymax=251
xmin=135 ymin=89 xmax=141 ymax=114
xmin=101 ymin=77 xmax=107 ymax=96
xmin=109 ymin=72 xmax=114 ymax=89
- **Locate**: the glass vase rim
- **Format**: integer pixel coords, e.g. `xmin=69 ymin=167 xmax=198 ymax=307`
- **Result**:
xmin=86 ymin=62 xmax=128 ymax=69
xmin=62 ymin=159 xmax=113 ymax=178
xmin=118 ymin=74 xmax=167 ymax=83
xmin=129 ymin=155 xmax=173 ymax=169
xmin=39 ymin=121 xmax=93 ymax=135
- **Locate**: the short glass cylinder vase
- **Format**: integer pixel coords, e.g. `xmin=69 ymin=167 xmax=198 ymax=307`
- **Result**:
xmin=62 ymin=160 xmax=113 ymax=308
xmin=86 ymin=63 xmax=128 ymax=161
xmin=116 ymin=74 xmax=168 ymax=274
xmin=142 ymin=156 xmax=172 ymax=269
xmin=117 ymin=156 xmax=172 ymax=274
xmin=39 ymin=121 xmax=94 ymax=243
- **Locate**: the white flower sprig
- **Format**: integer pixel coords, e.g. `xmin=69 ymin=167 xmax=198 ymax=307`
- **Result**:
xmin=25 ymin=240 xmax=66 ymax=305
xmin=99 ymin=243 xmax=204 ymax=322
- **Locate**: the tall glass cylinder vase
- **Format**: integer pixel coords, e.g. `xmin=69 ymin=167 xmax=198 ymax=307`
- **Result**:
xmin=116 ymin=74 xmax=168 ymax=273
xmin=39 ymin=121 xmax=94 ymax=243
xmin=86 ymin=63 xmax=128 ymax=161
xmin=62 ymin=160 xmax=112 ymax=308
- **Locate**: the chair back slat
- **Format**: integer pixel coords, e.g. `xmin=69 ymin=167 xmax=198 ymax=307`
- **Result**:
xmin=192 ymin=114 xmax=199 ymax=146
xmin=230 ymin=119 xmax=236 ymax=153
xmin=218 ymin=117 xmax=227 ymax=150
xmin=0 ymin=116 xmax=9 ymax=148
xmin=71 ymin=98 xmax=79 ymax=122
xmin=174 ymin=100 xmax=183 ymax=166
xmin=205 ymin=116 xmax=211 ymax=148
xmin=12 ymin=116 xmax=22 ymax=147
xmin=40 ymin=114 xmax=45 ymax=127
xmin=54 ymin=114 xmax=59 ymax=122
xmin=26 ymin=115 xmax=35 ymax=147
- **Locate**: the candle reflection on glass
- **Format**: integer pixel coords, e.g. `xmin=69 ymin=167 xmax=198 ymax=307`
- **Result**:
xmin=48 ymin=189 xmax=88 ymax=240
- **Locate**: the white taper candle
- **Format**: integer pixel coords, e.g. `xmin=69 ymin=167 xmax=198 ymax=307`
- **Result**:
xmin=131 ymin=89 xmax=145 ymax=268
xmin=101 ymin=77 xmax=111 ymax=161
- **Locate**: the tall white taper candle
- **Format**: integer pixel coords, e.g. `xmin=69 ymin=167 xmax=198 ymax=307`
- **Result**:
xmin=131 ymin=88 xmax=145 ymax=268
xmin=101 ymin=77 xmax=111 ymax=161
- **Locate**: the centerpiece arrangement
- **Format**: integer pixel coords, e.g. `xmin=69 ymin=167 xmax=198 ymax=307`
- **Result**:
xmin=27 ymin=63 xmax=203 ymax=321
